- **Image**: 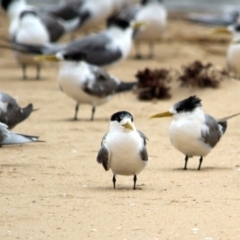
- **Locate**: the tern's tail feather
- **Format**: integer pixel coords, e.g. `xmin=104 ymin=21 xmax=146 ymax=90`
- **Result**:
xmin=19 ymin=103 xmax=33 ymax=124
xmin=2 ymin=132 xmax=44 ymax=145
xmin=217 ymin=112 xmax=240 ymax=134
xmin=115 ymin=81 xmax=136 ymax=93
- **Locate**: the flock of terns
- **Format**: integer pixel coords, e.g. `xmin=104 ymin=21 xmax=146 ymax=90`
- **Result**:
xmin=1 ymin=0 xmax=240 ymax=189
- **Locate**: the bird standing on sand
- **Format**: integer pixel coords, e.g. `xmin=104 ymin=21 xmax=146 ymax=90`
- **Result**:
xmin=36 ymin=53 xmax=136 ymax=121
xmin=0 ymin=91 xmax=34 ymax=129
xmin=150 ymin=96 xmax=240 ymax=170
xmin=0 ymin=122 xmax=43 ymax=146
xmin=120 ymin=0 xmax=167 ymax=59
xmin=97 ymin=111 xmax=148 ymax=189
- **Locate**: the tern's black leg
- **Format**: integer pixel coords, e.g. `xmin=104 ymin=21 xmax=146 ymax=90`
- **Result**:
xmin=90 ymin=106 xmax=96 ymax=121
xmin=36 ymin=64 xmax=41 ymax=80
xmin=198 ymin=156 xmax=203 ymax=170
xmin=184 ymin=155 xmax=188 ymax=170
xmin=74 ymin=104 xmax=79 ymax=120
xmin=133 ymin=174 xmax=137 ymax=190
xmin=22 ymin=65 xmax=27 ymax=80
xmin=112 ymin=175 xmax=116 ymax=189
xmin=148 ymin=43 xmax=154 ymax=59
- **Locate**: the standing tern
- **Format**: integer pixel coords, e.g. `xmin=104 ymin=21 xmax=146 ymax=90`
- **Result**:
xmin=0 ymin=122 xmax=43 ymax=147
xmin=0 ymin=91 xmax=34 ymax=129
xmin=150 ymin=96 xmax=240 ymax=170
xmin=212 ymin=23 xmax=240 ymax=76
xmin=120 ymin=0 xmax=167 ymax=58
xmin=97 ymin=111 xmax=148 ymax=189
xmin=35 ymin=53 xmax=136 ymax=121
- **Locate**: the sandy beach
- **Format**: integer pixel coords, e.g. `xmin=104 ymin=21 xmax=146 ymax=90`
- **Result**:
xmin=1 ymin=10 xmax=240 ymax=240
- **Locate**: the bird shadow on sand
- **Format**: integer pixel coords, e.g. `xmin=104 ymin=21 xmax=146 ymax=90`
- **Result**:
xmin=89 ymin=185 xmax=145 ymax=192
xmin=52 ymin=117 xmax=109 ymax=122
xmin=171 ymin=166 xmax=233 ymax=172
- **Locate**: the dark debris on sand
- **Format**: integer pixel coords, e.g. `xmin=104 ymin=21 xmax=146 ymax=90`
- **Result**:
xmin=178 ymin=60 xmax=229 ymax=88
xmin=135 ymin=68 xmax=172 ymax=100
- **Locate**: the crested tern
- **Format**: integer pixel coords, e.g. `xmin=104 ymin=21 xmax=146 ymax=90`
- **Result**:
xmin=97 ymin=111 xmax=148 ymax=189
xmin=7 ymin=18 xmax=144 ymax=68
xmin=150 ymin=95 xmax=240 ymax=170
xmin=0 ymin=122 xmax=43 ymax=146
xmin=35 ymin=53 xmax=136 ymax=121
xmin=0 ymin=91 xmax=34 ymax=129
xmin=120 ymin=0 xmax=167 ymax=58
xmin=213 ymin=23 xmax=240 ymax=76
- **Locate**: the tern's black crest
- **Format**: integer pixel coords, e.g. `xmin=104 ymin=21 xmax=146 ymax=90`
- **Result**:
xmin=19 ymin=10 xmax=38 ymax=20
xmin=235 ymin=24 xmax=240 ymax=32
xmin=62 ymin=52 xmax=87 ymax=62
xmin=111 ymin=111 xmax=133 ymax=123
xmin=141 ymin=0 xmax=163 ymax=5
xmin=174 ymin=96 xmax=202 ymax=113
xmin=107 ymin=17 xmax=130 ymax=30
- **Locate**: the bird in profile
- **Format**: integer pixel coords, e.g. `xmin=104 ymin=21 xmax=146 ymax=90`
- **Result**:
xmin=35 ymin=53 xmax=136 ymax=121
xmin=8 ymin=17 xmax=144 ymax=68
xmin=97 ymin=111 xmax=148 ymax=189
xmin=0 ymin=91 xmax=34 ymax=129
xmin=0 ymin=122 xmax=43 ymax=147
xmin=150 ymin=95 xmax=240 ymax=170
xmin=212 ymin=22 xmax=240 ymax=76
xmin=120 ymin=0 xmax=167 ymax=59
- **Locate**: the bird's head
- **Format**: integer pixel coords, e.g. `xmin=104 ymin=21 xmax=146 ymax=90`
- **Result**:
xmin=141 ymin=0 xmax=163 ymax=5
xmin=149 ymin=96 xmax=202 ymax=120
xmin=110 ymin=111 xmax=135 ymax=132
xmin=1 ymin=0 xmax=26 ymax=11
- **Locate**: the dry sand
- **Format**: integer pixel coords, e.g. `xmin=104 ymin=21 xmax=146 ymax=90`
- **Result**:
xmin=0 ymin=11 xmax=240 ymax=240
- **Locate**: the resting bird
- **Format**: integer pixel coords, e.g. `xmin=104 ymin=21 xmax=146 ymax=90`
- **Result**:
xmin=36 ymin=53 xmax=136 ymax=121
xmin=97 ymin=111 xmax=148 ymax=189
xmin=150 ymin=96 xmax=240 ymax=170
xmin=0 ymin=91 xmax=34 ymax=129
xmin=0 ymin=122 xmax=43 ymax=147
xmin=120 ymin=0 xmax=167 ymax=58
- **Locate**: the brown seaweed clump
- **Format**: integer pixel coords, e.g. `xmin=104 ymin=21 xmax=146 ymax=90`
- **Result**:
xmin=136 ymin=68 xmax=172 ymax=100
xmin=178 ymin=60 xmax=229 ymax=88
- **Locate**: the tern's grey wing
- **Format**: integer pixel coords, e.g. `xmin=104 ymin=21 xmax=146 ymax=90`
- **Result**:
xmin=120 ymin=5 xmax=141 ymax=21
xmin=82 ymin=66 xmax=119 ymax=97
xmin=0 ymin=123 xmax=10 ymax=143
xmin=137 ymin=130 xmax=148 ymax=161
xmin=201 ymin=114 xmax=222 ymax=148
xmin=63 ymin=33 xmax=122 ymax=66
xmin=97 ymin=133 xmax=111 ymax=171
xmin=0 ymin=92 xmax=33 ymax=129
xmin=39 ymin=14 xmax=66 ymax=42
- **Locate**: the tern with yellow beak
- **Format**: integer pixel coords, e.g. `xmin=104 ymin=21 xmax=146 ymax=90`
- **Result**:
xmin=212 ymin=23 xmax=240 ymax=76
xmin=150 ymin=96 xmax=240 ymax=170
xmin=97 ymin=111 xmax=148 ymax=189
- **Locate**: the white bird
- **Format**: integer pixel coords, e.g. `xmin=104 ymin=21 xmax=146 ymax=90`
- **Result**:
xmin=1 ymin=0 xmax=80 ymax=79
xmin=35 ymin=53 xmax=136 ymax=121
xmin=0 ymin=91 xmax=34 ymax=129
xmin=97 ymin=111 xmax=148 ymax=189
xmin=0 ymin=122 xmax=43 ymax=147
xmin=120 ymin=0 xmax=167 ymax=59
xmin=150 ymin=95 xmax=240 ymax=170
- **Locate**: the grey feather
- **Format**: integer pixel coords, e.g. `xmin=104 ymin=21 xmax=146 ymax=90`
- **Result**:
xmin=97 ymin=136 xmax=111 ymax=171
xmin=201 ymin=114 xmax=222 ymax=148
xmin=138 ymin=130 xmax=148 ymax=161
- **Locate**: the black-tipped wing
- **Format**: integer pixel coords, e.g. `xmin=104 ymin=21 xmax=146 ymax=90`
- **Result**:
xmin=201 ymin=114 xmax=222 ymax=148
xmin=63 ymin=33 xmax=122 ymax=66
xmin=82 ymin=66 xmax=119 ymax=97
xmin=97 ymin=134 xmax=111 ymax=171
xmin=138 ymin=130 xmax=148 ymax=161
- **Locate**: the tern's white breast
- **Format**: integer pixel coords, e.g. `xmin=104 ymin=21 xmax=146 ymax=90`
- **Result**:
xmin=227 ymin=44 xmax=240 ymax=76
xmin=135 ymin=3 xmax=167 ymax=42
xmin=169 ymin=112 xmax=211 ymax=157
xmin=58 ymin=62 xmax=108 ymax=106
xmin=106 ymin=130 xmax=147 ymax=176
